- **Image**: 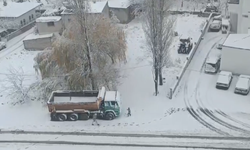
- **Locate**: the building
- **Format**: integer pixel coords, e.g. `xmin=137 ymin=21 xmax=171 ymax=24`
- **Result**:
xmin=220 ymin=34 xmax=250 ymax=75
xmin=23 ymin=33 xmax=55 ymax=51
xmin=36 ymin=16 xmax=63 ymax=35
xmin=61 ymin=1 xmax=109 ymax=28
xmin=0 ymin=2 xmax=42 ymax=29
xmin=109 ymin=0 xmax=135 ymax=24
xmin=228 ymin=0 xmax=250 ymax=33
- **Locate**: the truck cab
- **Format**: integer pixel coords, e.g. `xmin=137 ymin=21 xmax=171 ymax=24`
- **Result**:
xmin=101 ymin=91 xmax=121 ymax=120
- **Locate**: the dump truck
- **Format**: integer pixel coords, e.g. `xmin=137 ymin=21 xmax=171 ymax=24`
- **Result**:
xmin=47 ymin=87 xmax=121 ymax=121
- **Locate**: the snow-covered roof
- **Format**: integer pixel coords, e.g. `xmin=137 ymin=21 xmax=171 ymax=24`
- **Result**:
xmin=104 ymin=91 xmax=117 ymax=101
xmin=36 ymin=16 xmax=61 ymax=23
xmin=89 ymin=1 xmax=107 ymax=13
xmin=212 ymin=20 xmax=221 ymax=24
xmin=23 ymin=33 xmax=54 ymax=41
xmin=0 ymin=2 xmax=42 ymax=18
xmin=236 ymin=75 xmax=250 ymax=90
xmin=61 ymin=1 xmax=107 ymax=14
xmin=217 ymin=71 xmax=232 ymax=84
xmin=223 ymin=34 xmax=250 ymax=50
xmin=206 ymin=55 xmax=220 ymax=64
xmin=108 ymin=0 xmax=130 ymax=8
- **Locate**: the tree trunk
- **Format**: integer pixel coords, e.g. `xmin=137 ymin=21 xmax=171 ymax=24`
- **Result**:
xmin=154 ymin=66 xmax=159 ymax=96
xmin=159 ymin=67 xmax=163 ymax=86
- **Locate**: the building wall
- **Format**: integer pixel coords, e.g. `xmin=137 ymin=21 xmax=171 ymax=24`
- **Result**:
xmin=102 ymin=3 xmax=110 ymax=18
xmin=37 ymin=20 xmax=63 ymax=35
xmin=230 ymin=12 xmax=238 ymax=33
xmin=23 ymin=36 xmax=53 ymax=51
xmin=0 ymin=8 xmax=38 ymax=29
xmin=110 ymin=7 xmax=134 ymax=24
xmin=220 ymin=46 xmax=250 ymax=75
xmin=228 ymin=0 xmax=250 ymax=33
xmin=61 ymin=14 xmax=74 ymax=28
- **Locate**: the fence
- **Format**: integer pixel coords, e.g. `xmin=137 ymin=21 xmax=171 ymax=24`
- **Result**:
xmin=168 ymin=13 xmax=216 ymax=99
xmin=7 ymin=21 xmax=36 ymax=41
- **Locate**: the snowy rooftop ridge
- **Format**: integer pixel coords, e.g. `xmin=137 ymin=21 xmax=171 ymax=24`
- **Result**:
xmin=0 ymin=2 xmax=42 ymax=18
xmin=108 ymin=0 xmax=130 ymax=8
xmin=23 ymin=33 xmax=54 ymax=41
xmin=36 ymin=16 xmax=62 ymax=23
xmin=61 ymin=1 xmax=107 ymax=14
xmin=223 ymin=34 xmax=250 ymax=50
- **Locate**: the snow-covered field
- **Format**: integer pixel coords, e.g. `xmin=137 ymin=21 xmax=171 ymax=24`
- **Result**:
xmin=163 ymin=14 xmax=206 ymax=90
xmin=0 ymin=14 xmax=212 ymax=135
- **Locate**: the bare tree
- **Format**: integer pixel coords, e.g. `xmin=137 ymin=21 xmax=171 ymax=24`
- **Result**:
xmin=35 ymin=5 xmax=126 ymax=92
xmin=0 ymin=67 xmax=34 ymax=104
xmin=143 ymin=0 xmax=175 ymax=95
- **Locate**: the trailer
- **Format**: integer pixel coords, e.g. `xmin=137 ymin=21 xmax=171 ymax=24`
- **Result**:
xmin=47 ymin=87 xmax=121 ymax=121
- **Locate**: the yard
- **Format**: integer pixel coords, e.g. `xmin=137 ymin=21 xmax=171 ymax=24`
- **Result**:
xmin=0 ymin=14 xmax=213 ymax=135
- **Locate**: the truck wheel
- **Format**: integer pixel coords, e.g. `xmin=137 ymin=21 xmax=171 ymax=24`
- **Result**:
xmin=58 ymin=113 xmax=67 ymax=121
xmin=50 ymin=113 xmax=57 ymax=121
xmin=80 ymin=113 xmax=89 ymax=120
xmin=105 ymin=112 xmax=115 ymax=120
xmin=68 ymin=113 xmax=78 ymax=121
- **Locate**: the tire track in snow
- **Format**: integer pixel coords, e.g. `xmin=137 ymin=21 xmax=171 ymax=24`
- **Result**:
xmin=195 ymin=77 xmax=250 ymax=136
xmin=183 ymin=71 xmax=229 ymax=136
xmin=215 ymin=111 xmax=250 ymax=129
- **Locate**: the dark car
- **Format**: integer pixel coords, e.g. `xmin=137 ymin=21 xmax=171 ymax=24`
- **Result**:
xmin=177 ymin=37 xmax=193 ymax=54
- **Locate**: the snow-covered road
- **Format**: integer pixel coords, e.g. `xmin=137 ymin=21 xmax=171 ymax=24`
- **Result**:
xmin=0 ymin=133 xmax=250 ymax=149
xmin=174 ymin=25 xmax=250 ymax=136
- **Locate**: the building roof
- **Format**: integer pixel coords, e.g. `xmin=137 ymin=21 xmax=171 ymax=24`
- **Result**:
xmin=108 ymin=0 xmax=130 ymax=8
xmin=36 ymin=16 xmax=62 ymax=23
xmin=61 ymin=1 xmax=107 ymax=15
xmin=0 ymin=2 xmax=42 ymax=18
xmin=89 ymin=1 xmax=107 ymax=13
xmin=23 ymin=33 xmax=54 ymax=41
xmin=223 ymin=34 xmax=250 ymax=50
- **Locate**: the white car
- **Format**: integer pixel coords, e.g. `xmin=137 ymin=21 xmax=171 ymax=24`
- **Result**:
xmin=234 ymin=75 xmax=250 ymax=95
xmin=0 ymin=41 xmax=6 ymax=50
xmin=209 ymin=20 xmax=222 ymax=32
xmin=216 ymin=71 xmax=233 ymax=90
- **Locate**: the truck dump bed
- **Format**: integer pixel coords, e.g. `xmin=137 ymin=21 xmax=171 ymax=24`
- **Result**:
xmin=47 ymin=87 xmax=106 ymax=112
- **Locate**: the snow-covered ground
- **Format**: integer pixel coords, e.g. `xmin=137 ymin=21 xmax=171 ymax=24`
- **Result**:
xmin=163 ymin=14 xmax=206 ymax=90
xmin=173 ymin=30 xmax=250 ymax=136
xmin=171 ymin=0 xmax=207 ymax=12
xmin=0 ymin=15 xmax=213 ymax=135
xmin=1 ymin=133 xmax=250 ymax=149
xmin=0 ymin=144 xmax=224 ymax=150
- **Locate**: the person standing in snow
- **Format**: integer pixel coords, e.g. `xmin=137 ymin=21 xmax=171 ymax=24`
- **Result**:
xmin=127 ymin=107 xmax=131 ymax=117
xmin=92 ymin=113 xmax=99 ymax=126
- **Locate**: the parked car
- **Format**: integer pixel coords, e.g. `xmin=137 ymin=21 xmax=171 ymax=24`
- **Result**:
xmin=209 ymin=20 xmax=222 ymax=32
xmin=205 ymin=56 xmax=221 ymax=74
xmin=216 ymin=71 xmax=233 ymax=90
xmin=234 ymin=75 xmax=250 ymax=95
xmin=204 ymin=3 xmax=218 ymax=12
xmin=177 ymin=36 xmax=193 ymax=54
xmin=213 ymin=15 xmax=222 ymax=21
xmin=0 ymin=41 xmax=6 ymax=50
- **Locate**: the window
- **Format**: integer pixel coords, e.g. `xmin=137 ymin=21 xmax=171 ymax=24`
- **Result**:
xmin=29 ymin=16 xmax=31 ymax=21
xmin=110 ymin=101 xmax=118 ymax=107
xmin=104 ymin=102 xmax=110 ymax=107
xmin=68 ymin=18 xmax=71 ymax=22
xmin=32 ymin=14 xmax=34 ymax=19
xmin=20 ymin=20 xmax=23 ymax=26
xmin=47 ymin=22 xmax=55 ymax=26
xmin=23 ymin=19 xmax=26 ymax=25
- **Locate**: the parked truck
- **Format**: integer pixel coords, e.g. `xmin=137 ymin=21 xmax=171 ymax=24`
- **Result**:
xmin=47 ymin=87 xmax=121 ymax=121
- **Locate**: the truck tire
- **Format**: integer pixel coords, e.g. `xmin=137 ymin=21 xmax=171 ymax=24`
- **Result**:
xmin=68 ymin=113 xmax=78 ymax=121
xmin=80 ymin=113 xmax=89 ymax=120
xmin=58 ymin=113 xmax=67 ymax=121
xmin=50 ymin=113 xmax=57 ymax=121
xmin=105 ymin=112 xmax=115 ymax=120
